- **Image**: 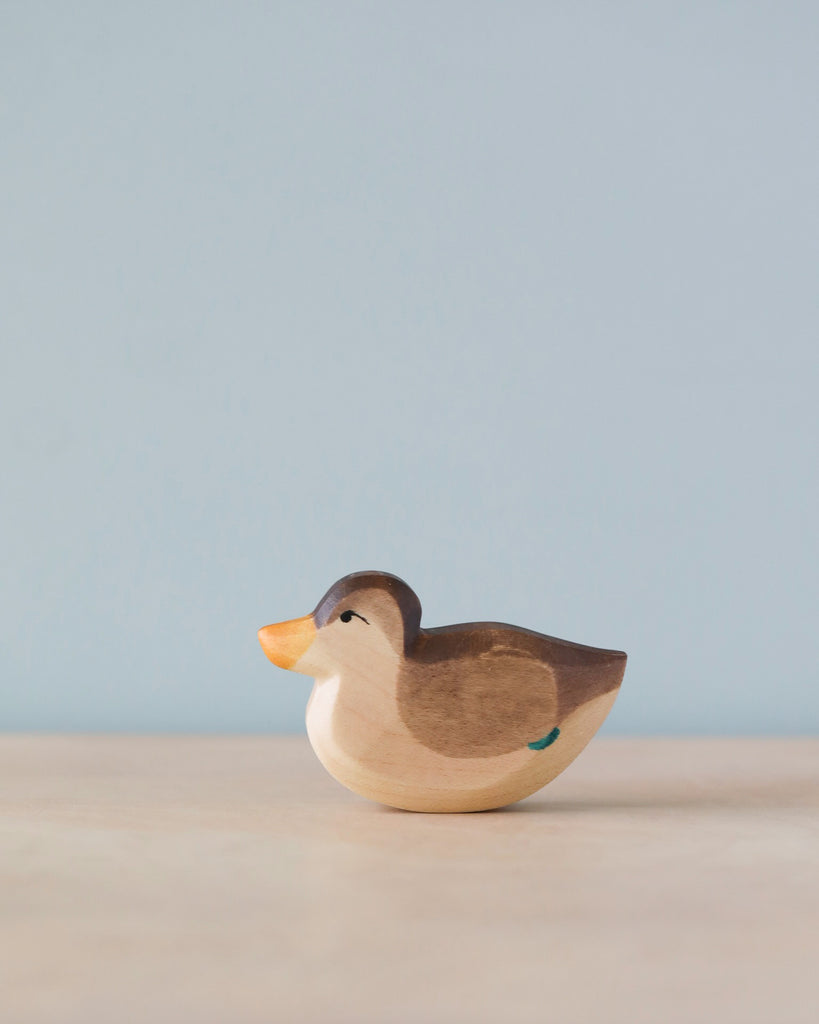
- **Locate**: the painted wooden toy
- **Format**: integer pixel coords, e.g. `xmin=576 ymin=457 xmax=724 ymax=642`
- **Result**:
xmin=258 ymin=571 xmax=626 ymax=813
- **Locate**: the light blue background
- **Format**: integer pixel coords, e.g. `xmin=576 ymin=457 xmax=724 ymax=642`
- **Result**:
xmin=2 ymin=2 xmax=817 ymax=734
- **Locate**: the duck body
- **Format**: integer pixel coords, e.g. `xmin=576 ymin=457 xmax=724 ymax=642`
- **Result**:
xmin=259 ymin=571 xmax=626 ymax=812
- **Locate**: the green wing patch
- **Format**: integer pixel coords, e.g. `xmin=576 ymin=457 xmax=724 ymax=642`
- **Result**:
xmin=527 ymin=727 xmax=560 ymax=751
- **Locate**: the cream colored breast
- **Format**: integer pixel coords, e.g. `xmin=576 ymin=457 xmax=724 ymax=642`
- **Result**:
xmin=304 ymin=662 xmax=618 ymax=811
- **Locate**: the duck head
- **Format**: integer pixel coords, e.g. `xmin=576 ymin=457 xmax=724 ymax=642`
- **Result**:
xmin=258 ymin=571 xmax=422 ymax=680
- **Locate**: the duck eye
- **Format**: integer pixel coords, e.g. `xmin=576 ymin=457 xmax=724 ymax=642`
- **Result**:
xmin=340 ymin=609 xmax=369 ymax=624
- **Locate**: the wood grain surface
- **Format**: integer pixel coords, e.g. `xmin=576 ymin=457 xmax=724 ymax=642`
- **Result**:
xmin=2 ymin=736 xmax=818 ymax=1024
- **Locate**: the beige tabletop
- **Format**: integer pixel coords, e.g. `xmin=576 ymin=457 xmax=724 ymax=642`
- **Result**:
xmin=1 ymin=736 xmax=817 ymax=1024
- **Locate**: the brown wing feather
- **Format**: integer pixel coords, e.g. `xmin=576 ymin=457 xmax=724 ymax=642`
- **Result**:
xmin=397 ymin=624 xmax=626 ymax=759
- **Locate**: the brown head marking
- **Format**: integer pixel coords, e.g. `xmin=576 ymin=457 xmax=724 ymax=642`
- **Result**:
xmin=312 ymin=571 xmax=422 ymax=654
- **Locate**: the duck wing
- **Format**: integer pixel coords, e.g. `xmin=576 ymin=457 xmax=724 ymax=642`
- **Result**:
xmin=397 ymin=623 xmax=625 ymax=759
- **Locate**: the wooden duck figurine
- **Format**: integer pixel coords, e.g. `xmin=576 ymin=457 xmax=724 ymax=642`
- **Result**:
xmin=258 ymin=571 xmax=626 ymax=812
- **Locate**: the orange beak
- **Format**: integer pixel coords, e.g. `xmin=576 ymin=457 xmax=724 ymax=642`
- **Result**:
xmin=258 ymin=614 xmax=316 ymax=670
